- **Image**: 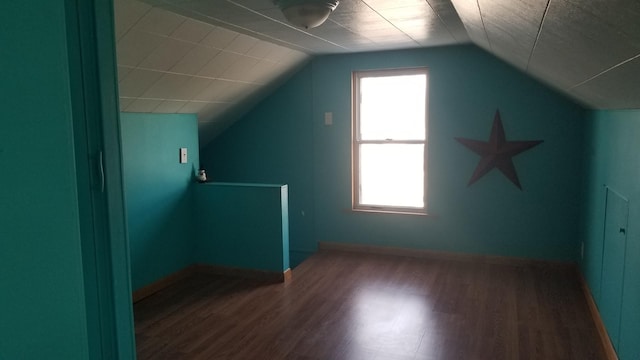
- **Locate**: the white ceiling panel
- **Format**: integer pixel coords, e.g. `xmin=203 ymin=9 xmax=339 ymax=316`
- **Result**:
xmin=449 ymin=0 xmax=491 ymax=50
xmin=117 ymin=65 xmax=133 ymax=82
xmin=116 ymin=30 xmax=166 ymax=67
xmin=245 ymin=41 xmax=278 ymax=58
xmin=114 ymin=0 xmax=152 ymax=40
xmin=134 ymin=7 xmax=186 ymax=35
xmin=197 ymin=51 xmax=241 ymax=78
xmin=170 ymin=18 xmax=213 ymax=42
xmin=170 ymin=46 xmax=221 ymax=74
xmin=115 ymin=0 xmax=310 ymax=140
xmin=185 ymin=0 xmax=263 ymax=22
xmin=304 ymin=21 xmax=375 ymax=50
xmin=173 ymin=77 xmax=215 ymax=100
xmin=477 ymin=0 xmax=548 ymax=69
xmin=376 ymin=5 xmax=459 ymax=46
xmin=141 ymin=73 xmax=191 ymax=99
xmin=221 ymin=57 xmax=261 ymax=82
xmin=193 ymin=80 xmax=233 ymax=102
xmin=200 ymin=26 xmax=240 ymax=49
xmin=427 ymin=0 xmax=469 ymax=43
xmin=225 ymin=33 xmax=260 ymax=54
xmin=528 ymin=0 xmax=640 ymax=90
xmin=118 ymin=68 xmax=165 ymax=97
xmin=138 ymin=37 xmax=195 ymax=71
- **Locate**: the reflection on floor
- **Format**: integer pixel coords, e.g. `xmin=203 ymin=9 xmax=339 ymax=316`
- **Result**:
xmin=134 ymin=250 xmax=606 ymax=359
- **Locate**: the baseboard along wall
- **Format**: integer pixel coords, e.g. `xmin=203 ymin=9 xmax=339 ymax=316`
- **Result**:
xmin=318 ymin=241 xmax=574 ymax=268
xmin=133 ymin=265 xmax=291 ymax=303
xmin=579 ymin=274 xmax=619 ymax=360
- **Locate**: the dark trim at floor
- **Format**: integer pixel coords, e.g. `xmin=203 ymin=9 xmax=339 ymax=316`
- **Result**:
xmin=318 ymin=241 xmax=574 ymax=268
xmin=133 ymin=264 xmax=291 ymax=303
xmin=579 ymin=273 xmax=619 ymax=360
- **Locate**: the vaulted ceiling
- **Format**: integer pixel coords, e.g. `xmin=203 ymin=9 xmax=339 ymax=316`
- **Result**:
xmin=450 ymin=0 xmax=640 ymax=109
xmin=114 ymin=0 xmax=640 ymax=144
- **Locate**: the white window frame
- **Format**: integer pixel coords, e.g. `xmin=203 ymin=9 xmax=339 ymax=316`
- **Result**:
xmin=351 ymin=67 xmax=429 ymax=215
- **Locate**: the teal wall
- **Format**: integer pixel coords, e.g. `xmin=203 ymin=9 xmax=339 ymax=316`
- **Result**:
xmin=582 ymin=109 xmax=640 ymax=360
xmin=120 ymin=113 xmax=199 ymax=290
xmin=0 ymin=2 xmax=90 ymax=358
xmin=201 ymin=65 xmax=315 ymax=265
xmin=195 ymin=183 xmax=290 ymax=272
xmin=202 ymin=45 xmax=586 ymax=264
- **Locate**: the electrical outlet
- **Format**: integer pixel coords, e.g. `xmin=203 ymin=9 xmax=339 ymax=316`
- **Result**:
xmin=180 ymin=148 xmax=188 ymax=163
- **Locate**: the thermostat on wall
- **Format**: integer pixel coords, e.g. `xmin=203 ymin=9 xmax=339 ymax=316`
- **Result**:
xmin=179 ymin=148 xmax=187 ymax=163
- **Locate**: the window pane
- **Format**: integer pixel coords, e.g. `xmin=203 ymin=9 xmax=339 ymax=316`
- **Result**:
xmin=359 ymin=74 xmax=426 ymax=141
xmin=359 ymin=144 xmax=424 ymax=208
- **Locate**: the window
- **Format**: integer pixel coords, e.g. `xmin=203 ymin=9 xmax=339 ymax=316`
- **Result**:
xmin=352 ymin=68 xmax=428 ymax=214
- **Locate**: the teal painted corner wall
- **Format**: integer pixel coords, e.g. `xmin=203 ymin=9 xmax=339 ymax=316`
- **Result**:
xmin=120 ymin=113 xmax=200 ymax=290
xmin=194 ymin=183 xmax=290 ymax=272
xmin=582 ymin=109 xmax=640 ymax=360
xmin=202 ymin=44 xmax=586 ymax=263
xmin=0 ymin=2 xmax=90 ymax=358
xmin=201 ymin=65 xmax=315 ymax=266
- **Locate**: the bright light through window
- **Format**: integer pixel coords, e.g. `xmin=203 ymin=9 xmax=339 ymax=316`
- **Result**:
xmin=360 ymin=76 xmax=426 ymax=141
xmin=353 ymin=68 xmax=428 ymax=213
xmin=360 ymin=144 xmax=424 ymax=207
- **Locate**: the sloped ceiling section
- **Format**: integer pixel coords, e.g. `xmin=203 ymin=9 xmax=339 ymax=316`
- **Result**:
xmin=114 ymin=0 xmax=309 ymax=143
xmin=450 ymin=0 xmax=640 ymax=109
xmin=145 ymin=0 xmax=470 ymax=53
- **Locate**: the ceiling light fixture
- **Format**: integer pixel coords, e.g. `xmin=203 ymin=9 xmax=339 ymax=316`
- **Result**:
xmin=274 ymin=0 xmax=339 ymax=29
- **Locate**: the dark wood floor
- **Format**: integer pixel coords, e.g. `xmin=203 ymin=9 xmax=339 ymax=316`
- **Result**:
xmin=134 ymin=251 xmax=606 ymax=360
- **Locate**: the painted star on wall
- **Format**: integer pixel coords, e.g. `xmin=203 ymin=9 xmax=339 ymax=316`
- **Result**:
xmin=455 ymin=110 xmax=543 ymax=190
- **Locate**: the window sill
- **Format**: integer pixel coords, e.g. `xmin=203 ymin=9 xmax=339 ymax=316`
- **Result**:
xmin=349 ymin=207 xmax=435 ymax=217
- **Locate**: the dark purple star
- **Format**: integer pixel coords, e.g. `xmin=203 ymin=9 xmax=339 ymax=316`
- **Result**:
xmin=455 ymin=110 xmax=543 ymax=189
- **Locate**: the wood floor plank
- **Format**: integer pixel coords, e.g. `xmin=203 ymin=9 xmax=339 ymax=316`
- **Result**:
xmin=134 ymin=251 xmax=607 ymax=359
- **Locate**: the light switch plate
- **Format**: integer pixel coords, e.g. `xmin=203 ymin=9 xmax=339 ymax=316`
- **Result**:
xmin=324 ymin=112 xmax=333 ymax=125
xmin=180 ymin=148 xmax=187 ymax=163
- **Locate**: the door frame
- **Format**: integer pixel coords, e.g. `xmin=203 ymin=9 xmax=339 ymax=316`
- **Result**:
xmin=66 ymin=0 xmax=136 ymax=358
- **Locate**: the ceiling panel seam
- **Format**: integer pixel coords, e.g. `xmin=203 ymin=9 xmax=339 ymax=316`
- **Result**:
xmin=570 ymin=52 xmax=640 ymax=90
xmin=120 ymin=66 xmax=269 ymax=85
xmin=119 ymin=31 xmax=284 ymax=72
xmin=361 ymin=2 xmax=421 ymax=47
xmin=154 ymin=0 xmax=315 ymax=53
xmin=324 ymin=19 xmax=379 ymax=49
xmin=425 ymin=0 xmax=465 ymax=44
xmin=525 ymin=0 xmax=551 ymax=71
xmin=475 ymin=0 xmax=492 ymax=51
xmin=116 ymin=5 xmax=154 ymax=42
